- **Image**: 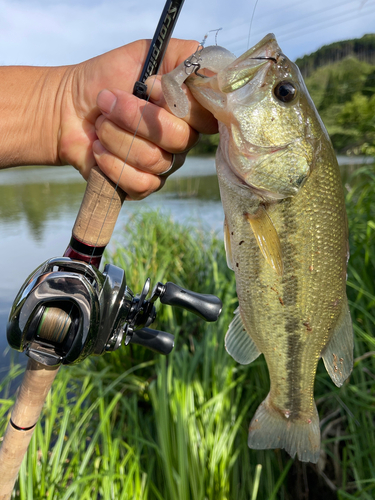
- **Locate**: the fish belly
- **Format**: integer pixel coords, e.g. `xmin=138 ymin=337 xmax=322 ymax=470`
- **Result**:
xmin=217 ymin=143 xmax=350 ymax=462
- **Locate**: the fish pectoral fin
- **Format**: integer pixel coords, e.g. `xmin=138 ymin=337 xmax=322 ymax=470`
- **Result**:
xmin=224 ymin=218 xmax=234 ymax=271
xmin=225 ymin=307 xmax=261 ymax=364
xmin=321 ymin=298 xmax=353 ymax=387
xmin=245 ymin=206 xmax=283 ymax=276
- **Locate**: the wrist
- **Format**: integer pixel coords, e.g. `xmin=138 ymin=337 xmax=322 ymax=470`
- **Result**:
xmin=56 ymin=61 xmax=99 ymax=178
xmin=0 ymin=65 xmax=71 ymax=168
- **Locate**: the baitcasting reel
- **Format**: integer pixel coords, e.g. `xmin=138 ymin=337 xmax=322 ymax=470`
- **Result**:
xmin=7 ymin=257 xmax=222 ymax=367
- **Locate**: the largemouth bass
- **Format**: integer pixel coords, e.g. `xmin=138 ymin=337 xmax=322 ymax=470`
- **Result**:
xmin=161 ymin=33 xmax=353 ymax=463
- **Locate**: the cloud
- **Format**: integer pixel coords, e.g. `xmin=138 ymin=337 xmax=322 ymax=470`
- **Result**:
xmin=0 ymin=0 xmax=373 ymax=67
xmin=0 ymin=0 xmax=161 ymax=65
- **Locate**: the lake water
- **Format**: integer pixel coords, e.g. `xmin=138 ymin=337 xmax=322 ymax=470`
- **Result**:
xmin=0 ymin=155 xmax=372 ymax=371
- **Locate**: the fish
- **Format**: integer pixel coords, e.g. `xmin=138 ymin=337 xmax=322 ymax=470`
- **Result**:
xmin=161 ymin=33 xmax=353 ymax=463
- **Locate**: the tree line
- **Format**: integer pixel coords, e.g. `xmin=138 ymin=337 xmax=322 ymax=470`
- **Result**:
xmin=191 ymin=34 xmax=375 ymax=156
xmin=296 ymin=34 xmax=375 ymax=79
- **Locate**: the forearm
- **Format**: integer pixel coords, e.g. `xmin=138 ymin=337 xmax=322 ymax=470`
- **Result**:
xmin=0 ymin=65 xmax=70 ymax=168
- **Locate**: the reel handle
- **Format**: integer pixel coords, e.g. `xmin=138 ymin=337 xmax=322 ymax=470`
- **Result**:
xmin=129 ymin=328 xmax=174 ymax=355
xmin=160 ymin=282 xmax=222 ymax=322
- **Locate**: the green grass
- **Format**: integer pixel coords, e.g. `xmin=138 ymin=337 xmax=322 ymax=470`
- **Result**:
xmin=1 ymin=164 xmax=375 ymax=499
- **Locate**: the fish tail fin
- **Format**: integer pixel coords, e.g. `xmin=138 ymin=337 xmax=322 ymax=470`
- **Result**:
xmin=248 ymin=395 xmax=320 ymax=463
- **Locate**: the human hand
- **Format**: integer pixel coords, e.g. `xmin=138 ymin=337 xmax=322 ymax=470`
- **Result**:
xmin=58 ymin=39 xmax=217 ymax=200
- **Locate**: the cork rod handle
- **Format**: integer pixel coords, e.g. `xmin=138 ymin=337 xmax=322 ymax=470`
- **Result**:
xmin=0 ymin=167 xmax=125 ymax=498
xmin=0 ymin=359 xmax=59 ymax=499
xmin=72 ymin=166 xmax=126 ymax=247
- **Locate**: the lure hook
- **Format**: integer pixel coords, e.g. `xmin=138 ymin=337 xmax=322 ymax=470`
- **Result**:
xmin=183 ymin=28 xmax=223 ymax=78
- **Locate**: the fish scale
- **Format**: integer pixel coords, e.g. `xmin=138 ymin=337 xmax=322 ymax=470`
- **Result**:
xmin=162 ymin=33 xmax=353 ymax=463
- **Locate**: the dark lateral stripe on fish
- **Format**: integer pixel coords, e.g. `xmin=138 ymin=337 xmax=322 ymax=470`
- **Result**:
xmin=280 ymin=201 xmax=303 ymax=420
xmin=245 ymin=216 xmax=261 ymax=280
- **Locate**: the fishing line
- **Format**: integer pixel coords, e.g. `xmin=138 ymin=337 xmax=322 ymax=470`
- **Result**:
xmin=47 ymin=77 xmax=162 ymax=341
xmin=251 ymin=0 xmax=359 ymax=31
xmin=247 ymin=0 xmax=260 ymax=50
xmin=55 ymin=0 xmax=186 ymax=343
xmin=86 ymin=0 xmax=185 ymax=265
xmin=56 ymin=80 xmax=161 ymax=353
xmin=274 ymin=0 xmax=367 ymax=37
xmin=205 ymin=28 xmax=223 ymax=46
xmin=277 ymin=4 xmax=375 ymax=43
xmin=88 ymin=79 xmax=158 ymax=261
xmin=222 ymin=0 xmax=373 ymax=54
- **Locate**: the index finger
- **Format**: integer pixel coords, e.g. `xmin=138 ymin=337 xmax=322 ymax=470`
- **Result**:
xmin=145 ymin=76 xmax=218 ymax=135
xmin=97 ymin=88 xmax=198 ymax=153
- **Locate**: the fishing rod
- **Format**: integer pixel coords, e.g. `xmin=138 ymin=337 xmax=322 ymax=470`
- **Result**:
xmin=0 ymin=1 xmax=221 ymax=497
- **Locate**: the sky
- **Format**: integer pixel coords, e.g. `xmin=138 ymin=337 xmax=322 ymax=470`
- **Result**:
xmin=0 ymin=0 xmax=374 ymax=67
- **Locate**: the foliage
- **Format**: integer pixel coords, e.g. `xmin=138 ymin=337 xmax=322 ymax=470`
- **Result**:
xmin=188 ymin=133 xmax=220 ymax=156
xmin=296 ymin=35 xmax=375 ymax=154
xmin=1 ymin=166 xmax=375 ymax=499
xmin=295 ymin=34 xmax=375 ymax=78
xmin=191 ymin=36 xmax=375 ymax=157
xmin=337 ymin=93 xmax=375 ymax=155
xmin=303 ymin=57 xmax=375 ymax=154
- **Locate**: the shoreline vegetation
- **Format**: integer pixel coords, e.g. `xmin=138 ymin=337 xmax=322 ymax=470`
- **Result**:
xmin=1 ymin=163 xmax=374 ymax=499
xmin=190 ymin=33 xmax=375 ymax=158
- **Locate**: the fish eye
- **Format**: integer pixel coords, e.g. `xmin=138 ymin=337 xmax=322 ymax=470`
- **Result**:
xmin=273 ymin=81 xmax=297 ymax=103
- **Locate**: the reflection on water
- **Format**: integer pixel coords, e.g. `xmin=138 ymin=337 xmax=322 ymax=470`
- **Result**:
xmin=0 ymin=159 xmax=221 ymax=243
xmin=0 ymin=155 xmax=373 ymax=370
xmin=164 ymin=175 xmax=220 ymax=201
xmin=0 ymin=157 xmax=222 ymax=369
xmin=0 ymin=175 xmax=85 ymax=241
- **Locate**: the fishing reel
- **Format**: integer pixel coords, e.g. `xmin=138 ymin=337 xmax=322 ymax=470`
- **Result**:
xmin=7 ymin=257 xmax=222 ymax=367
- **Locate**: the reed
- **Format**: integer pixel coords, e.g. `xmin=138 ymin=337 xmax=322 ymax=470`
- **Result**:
xmin=1 ymin=164 xmax=374 ymax=498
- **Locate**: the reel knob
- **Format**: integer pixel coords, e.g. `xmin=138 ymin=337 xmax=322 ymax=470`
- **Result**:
xmin=7 ymin=258 xmax=222 ymax=366
xmin=151 ymin=282 xmax=222 ymax=322
xmin=129 ymin=328 xmax=174 ymax=355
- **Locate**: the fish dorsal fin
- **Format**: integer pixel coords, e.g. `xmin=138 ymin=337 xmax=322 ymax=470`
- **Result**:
xmin=245 ymin=206 xmax=283 ymax=276
xmin=224 ymin=218 xmax=234 ymax=271
xmin=225 ymin=308 xmax=261 ymax=365
xmin=321 ymin=298 xmax=353 ymax=387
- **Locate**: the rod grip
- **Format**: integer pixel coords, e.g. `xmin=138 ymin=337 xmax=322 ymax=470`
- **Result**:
xmin=0 ymin=359 xmax=59 ymax=499
xmin=72 ymin=166 xmax=126 ymax=248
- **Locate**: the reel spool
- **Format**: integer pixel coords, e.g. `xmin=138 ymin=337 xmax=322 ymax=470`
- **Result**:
xmin=7 ymin=257 xmax=222 ymax=367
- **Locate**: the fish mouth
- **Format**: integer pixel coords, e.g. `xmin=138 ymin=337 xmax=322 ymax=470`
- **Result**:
xmin=249 ymin=51 xmax=288 ymax=65
xmin=240 ymin=32 xmax=281 ymax=60
xmin=217 ymin=34 xmax=282 ymax=94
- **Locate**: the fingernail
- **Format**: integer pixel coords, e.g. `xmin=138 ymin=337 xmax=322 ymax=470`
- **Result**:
xmin=92 ymin=140 xmax=106 ymax=155
xmin=97 ymin=89 xmax=117 ymax=114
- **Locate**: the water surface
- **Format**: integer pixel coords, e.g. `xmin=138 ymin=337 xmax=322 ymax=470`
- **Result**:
xmin=0 ymin=157 xmax=222 ymax=370
xmin=0 ymin=155 xmax=371 ymax=371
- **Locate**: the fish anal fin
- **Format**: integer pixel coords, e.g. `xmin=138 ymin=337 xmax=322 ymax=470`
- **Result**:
xmin=224 ymin=218 xmax=234 ymax=271
xmin=245 ymin=206 xmax=283 ymax=276
xmin=322 ymin=298 xmax=353 ymax=387
xmin=248 ymin=395 xmax=321 ymax=463
xmin=225 ymin=308 xmax=261 ymax=364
